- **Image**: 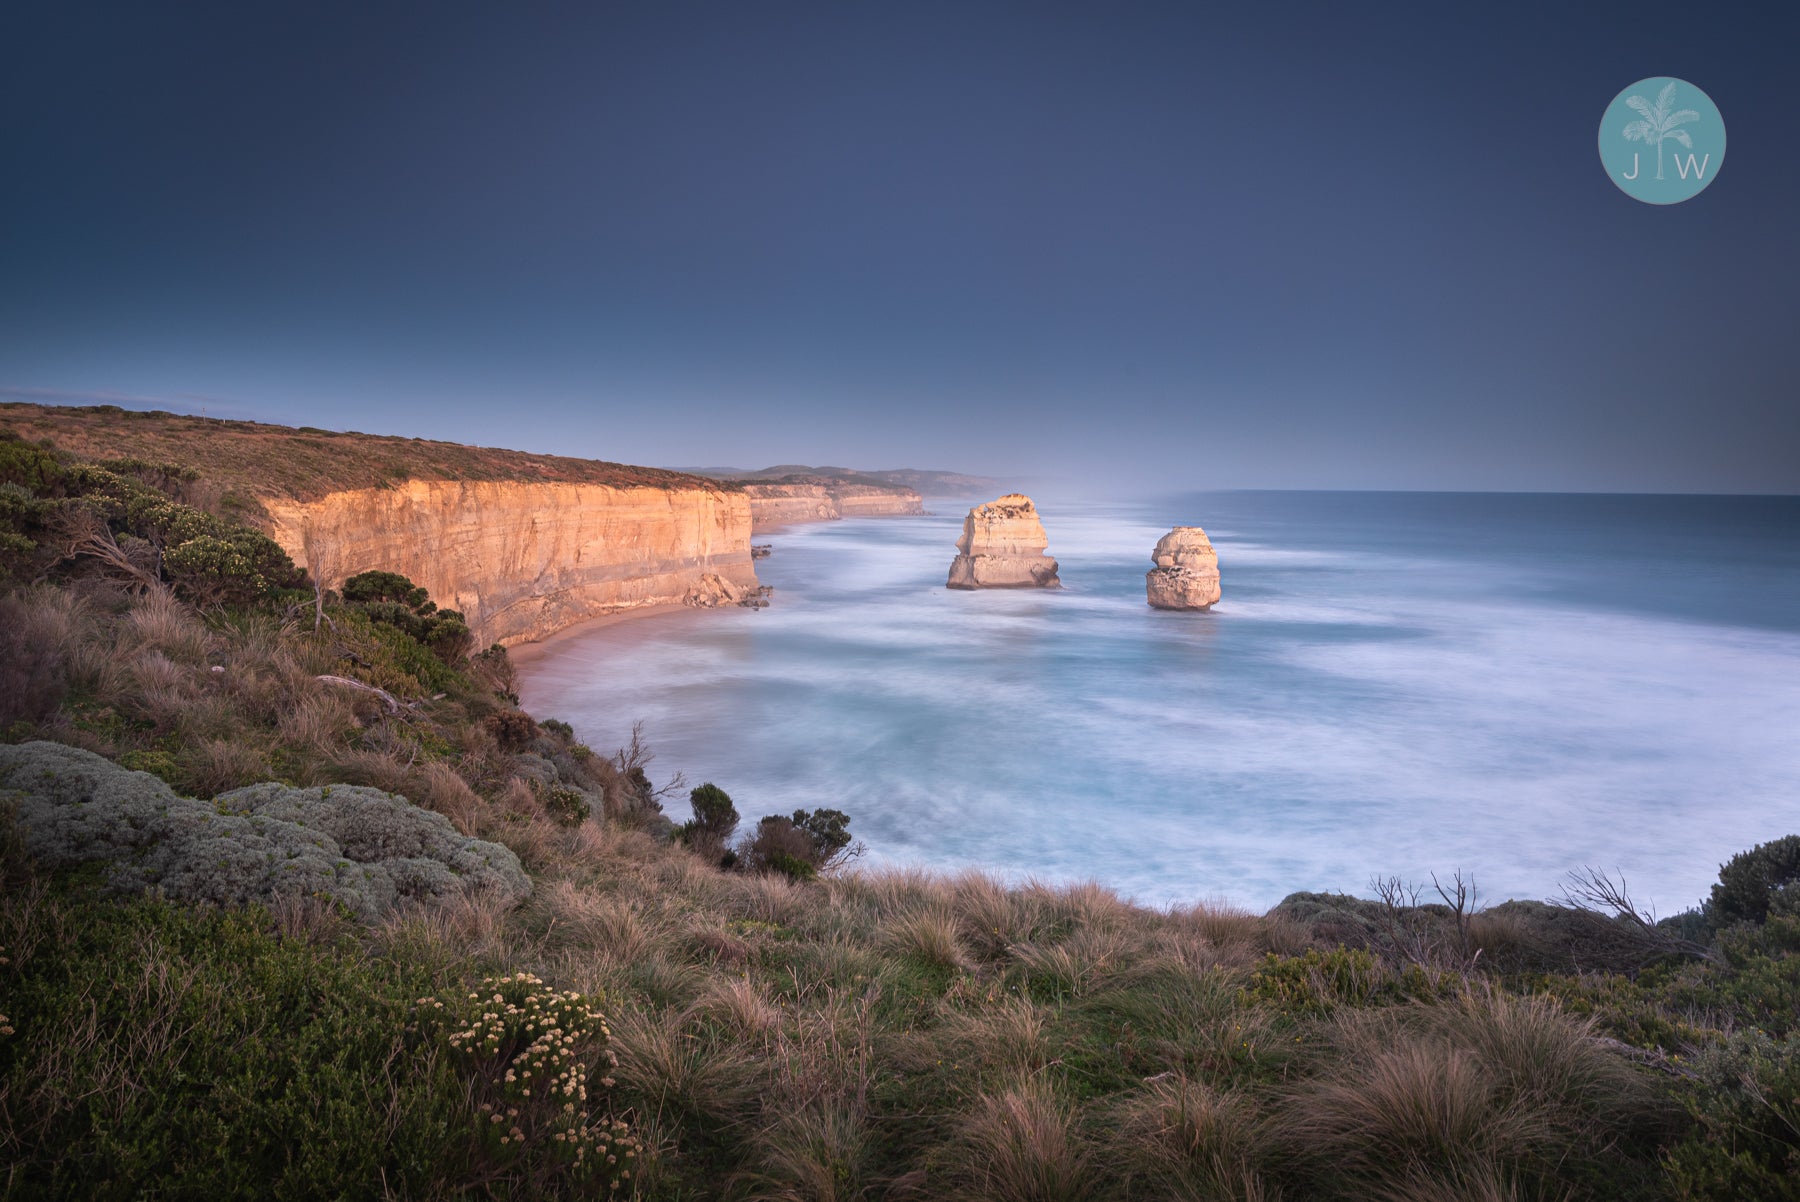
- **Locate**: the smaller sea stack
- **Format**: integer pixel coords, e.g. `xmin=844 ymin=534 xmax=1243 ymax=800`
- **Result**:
xmin=1146 ymin=526 xmax=1220 ymax=610
xmin=946 ymin=494 xmax=1061 ymax=589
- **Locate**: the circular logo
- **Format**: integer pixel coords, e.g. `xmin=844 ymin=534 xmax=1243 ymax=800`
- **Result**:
xmin=1599 ymin=77 xmax=1725 ymax=204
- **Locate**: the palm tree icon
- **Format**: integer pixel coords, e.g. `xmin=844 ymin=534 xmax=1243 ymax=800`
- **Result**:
xmin=1622 ymin=81 xmax=1700 ymax=181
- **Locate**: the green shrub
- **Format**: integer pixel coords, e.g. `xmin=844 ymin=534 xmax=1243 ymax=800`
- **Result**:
xmin=686 ymin=782 xmax=739 ymax=841
xmin=115 ymin=747 xmax=182 ymax=786
xmin=486 ymin=709 xmax=539 ymax=753
xmin=767 ymin=851 xmax=818 ymax=883
xmin=1246 ymin=947 xmax=1454 ymax=1016
xmin=540 ymin=784 xmax=592 ymax=828
xmin=342 ymin=571 xmax=474 ymax=666
xmin=1711 ymin=836 xmax=1800 ymax=928
xmin=1664 ymin=1028 xmax=1800 ymax=1199
xmin=0 ymin=433 xmax=65 ymax=493
xmin=413 ymin=972 xmax=644 ymax=1194
xmin=0 ymin=892 xmax=473 ymax=1198
xmin=790 ymin=807 xmax=853 ymax=863
xmin=0 ymin=740 xmax=530 ymax=919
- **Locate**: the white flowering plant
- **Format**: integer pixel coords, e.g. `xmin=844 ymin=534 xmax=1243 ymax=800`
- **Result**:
xmin=413 ymin=972 xmax=643 ymax=1194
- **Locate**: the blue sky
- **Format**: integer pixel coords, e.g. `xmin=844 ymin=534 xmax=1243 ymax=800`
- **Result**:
xmin=2 ymin=1 xmax=1795 ymax=492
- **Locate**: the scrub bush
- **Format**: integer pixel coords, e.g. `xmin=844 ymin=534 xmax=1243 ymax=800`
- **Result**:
xmin=1711 ymin=835 xmax=1800 ymax=927
xmin=0 ymin=891 xmax=472 ymax=1198
xmin=540 ymin=784 xmax=593 ymax=828
xmin=412 ymin=972 xmax=645 ymax=1194
xmin=1664 ymin=1028 xmax=1800 ymax=1199
xmin=0 ymin=740 xmax=529 ymax=918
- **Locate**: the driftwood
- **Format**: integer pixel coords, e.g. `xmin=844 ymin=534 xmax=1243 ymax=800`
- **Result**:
xmin=314 ymin=674 xmax=401 ymax=714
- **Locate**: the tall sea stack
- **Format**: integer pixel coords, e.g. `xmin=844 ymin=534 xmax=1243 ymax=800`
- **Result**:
xmin=946 ymin=494 xmax=1061 ymax=589
xmin=1146 ymin=526 xmax=1221 ymax=610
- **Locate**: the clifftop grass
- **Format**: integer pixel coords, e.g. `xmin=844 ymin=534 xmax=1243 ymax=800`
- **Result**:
xmin=0 ymin=402 xmax=741 ymax=503
xmin=1 ymin=440 xmax=1797 ymax=1199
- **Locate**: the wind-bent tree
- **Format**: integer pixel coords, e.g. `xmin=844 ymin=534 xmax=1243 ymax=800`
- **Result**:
xmin=1622 ymin=80 xmax=1700 ymax=181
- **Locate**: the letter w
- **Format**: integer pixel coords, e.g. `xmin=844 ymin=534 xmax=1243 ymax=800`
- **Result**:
xmin=1673 ymin=153 xmax=1712 ymax=180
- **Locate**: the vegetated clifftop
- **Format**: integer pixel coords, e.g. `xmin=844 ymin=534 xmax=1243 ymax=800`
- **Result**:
xmin=0 ymin=403 xmax=757 ymax=646
xmin=694 ymin=463 xmax=999 ymax=497
xmin=740 ymin=478 xmax=925 ymax=532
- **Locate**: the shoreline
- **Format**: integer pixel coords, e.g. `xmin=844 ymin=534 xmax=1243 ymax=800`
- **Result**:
xmin=504 ymin=601 xmax=703 ymax=670
xmin=512 ymin=510 xmax=945 ymax=667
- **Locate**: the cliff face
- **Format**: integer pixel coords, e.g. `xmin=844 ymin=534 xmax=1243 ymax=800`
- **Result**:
xmin=946 ymin=494 xmax=1061 ymax=589
xmin=263 ymin=481 xmax=758 ymax=647
xmin=743 ymin=482 xmax=925 ymax=533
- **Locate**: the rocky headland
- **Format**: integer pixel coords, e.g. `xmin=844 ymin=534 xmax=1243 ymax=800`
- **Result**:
xmin=946 ymin=494 xmax=1061 ymax=589
xmin=261 ymin=480 xmax=759 ymax=646
xmin=1145 ymin=525 xmax=1221 ymax=610
xmin=0 ymin=403 xmax=762 ymax=647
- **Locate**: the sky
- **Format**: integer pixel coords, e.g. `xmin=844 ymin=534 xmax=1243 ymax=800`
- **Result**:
xmin=2 ymin=1 xmax=1795 ymax=494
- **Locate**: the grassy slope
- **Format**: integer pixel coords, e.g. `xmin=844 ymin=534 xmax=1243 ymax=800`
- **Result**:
xmin=0 ymin=403 xmax=737 ymax=503
xmin=1 ymin=433 xmax=1796 ymax=1200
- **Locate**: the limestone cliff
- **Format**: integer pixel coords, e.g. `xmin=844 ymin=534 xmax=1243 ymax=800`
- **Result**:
xmin=1145 ymin=526 xmax=1221 ymax=610
xmin=743 ymin=482 xmax=925 ymax=532
xmin=263 ymin=481 xmax=758 ymax=647
xmin=946 ymin=494 xmax=1061 ymax=589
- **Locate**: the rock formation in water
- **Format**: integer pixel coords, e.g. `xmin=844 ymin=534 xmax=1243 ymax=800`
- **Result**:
xmin=946 ymin=494 xmax=1061 ymax=589
xmin=1145 ymin=526 xmax=1221 ymax=610
xmin=683 ymin=573 xmax=773 ymax=609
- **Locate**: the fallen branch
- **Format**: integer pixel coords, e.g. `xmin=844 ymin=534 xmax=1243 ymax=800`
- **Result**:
xmin=314 ymin=674 xmax=401 ymax=714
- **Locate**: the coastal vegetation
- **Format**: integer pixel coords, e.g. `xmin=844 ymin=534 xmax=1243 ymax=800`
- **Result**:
xmin=0 ymin=402 xmax=741 ymax=505
xmin=0 ymin=430 xmax=1797 ymax=1199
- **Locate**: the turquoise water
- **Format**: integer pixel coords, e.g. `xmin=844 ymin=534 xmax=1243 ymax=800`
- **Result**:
xmin=518 ymin=492 xmax=1800 ymax=912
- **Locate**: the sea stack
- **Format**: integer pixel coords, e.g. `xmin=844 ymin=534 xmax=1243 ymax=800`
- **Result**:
xmin=1146 ymin=526 xmax=1221 ymax=610
xmin=946 ymin=494 xmax=1061 ymax=589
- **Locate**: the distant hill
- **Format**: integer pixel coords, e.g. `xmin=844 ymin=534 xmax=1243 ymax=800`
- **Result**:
xmin=0 ymin=403 xmax=737 ymax=503
xmin=685 ymin=464 xmax=999 ymax=496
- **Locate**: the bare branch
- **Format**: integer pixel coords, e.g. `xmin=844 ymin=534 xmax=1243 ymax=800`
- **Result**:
xmin=313 ymin=674 xmax=401 ymax=714
xmin=1559 ymin=866 xmax=1720 ymax=965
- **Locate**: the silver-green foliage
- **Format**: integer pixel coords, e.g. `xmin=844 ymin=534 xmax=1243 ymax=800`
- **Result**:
xmin=0 ymin=740 xmax=529 ymax=918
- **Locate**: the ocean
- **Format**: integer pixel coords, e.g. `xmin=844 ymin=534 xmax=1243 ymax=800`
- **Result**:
xmin=517 ymin=491 xmax=1800 ymax=913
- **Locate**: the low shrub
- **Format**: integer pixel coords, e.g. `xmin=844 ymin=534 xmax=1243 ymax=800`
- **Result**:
xmin=1664 ymin=1027 xmax=1800 ymax=1199
xmin=0 ymin=891 xmax=472 ymax=1198
xmin=486 ymin=709 xmax=540 ymax=753
xmin=1711 ymin=835 xmax=1800 ymax=928
xmin=540 ymin=784 xmax=593 ymax=828
xmin=0 ymin=740 xmax=530 ymax=918
xmin=412 ymin=972 xmax=644 ymax=1194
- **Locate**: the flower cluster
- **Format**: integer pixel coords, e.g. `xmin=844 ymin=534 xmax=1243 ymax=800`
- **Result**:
xmin=415 ymin=973 xmax=642 ymax=1192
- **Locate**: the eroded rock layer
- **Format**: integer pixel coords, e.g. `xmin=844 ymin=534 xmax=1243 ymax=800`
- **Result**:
xmin=946 ymin=494 xmax=1061 ymax=589
xmin=263 ymin=480 xmax=758 ymax=647
xmin=744 ymin=482 xmax=925 ymax=532
xmin=1146 ymin=526 xmax=1221 ymax=610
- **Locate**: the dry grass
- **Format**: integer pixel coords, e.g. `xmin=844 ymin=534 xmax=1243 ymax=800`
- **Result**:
xmin=949 ymin=870 xmax=1052 ymax=959
xmin=414 ymin=760 xmax=484 ymax=834
xmin=0 ymin=401 xmax=735 ymax=502
xmin=1113 ymin=1073 xmax=1269 ymax=1201
xmin=955 ymin=1078 xmax=1095 ymax=1202
xmin=737 ymin=1101 xmax=877 ymax=1202
xmin=688 ymin=976 xmax=782 ymax=1037
xmin=608 ymin=1008 xmax=762 ymax=1127
xmin=882 ymin=905 xmax=972 ymax=972
xmin=539 ymin=881 xmax=658 ymax=962
xmin=904 ymin=995 xmax=1054 ymax=1081
xmin=0 ymin=569 xmax=1682 ymax=1199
